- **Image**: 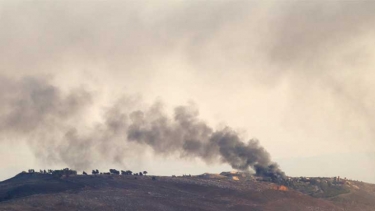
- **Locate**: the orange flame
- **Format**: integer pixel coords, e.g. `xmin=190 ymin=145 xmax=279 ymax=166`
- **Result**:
xmin=271 ymin=185 xmax=288 ymax=191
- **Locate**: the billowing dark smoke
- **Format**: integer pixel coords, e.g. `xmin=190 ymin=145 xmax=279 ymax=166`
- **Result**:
xmin=0 ymin=75 xmax=284 ymax=177
xmin=126 ymin=104 xmax=284 ymax=177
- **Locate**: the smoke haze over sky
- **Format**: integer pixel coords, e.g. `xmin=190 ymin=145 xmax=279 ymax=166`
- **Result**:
xmin=0 ymin=0 xmax=375 ymax=183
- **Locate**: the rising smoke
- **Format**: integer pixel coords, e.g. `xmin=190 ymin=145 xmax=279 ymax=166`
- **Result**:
xmin=0 ymin=75 xmax=284 ymax=177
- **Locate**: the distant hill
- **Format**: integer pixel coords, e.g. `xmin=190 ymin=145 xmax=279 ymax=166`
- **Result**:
xmin=0 ymin=172 xmax=374 ymax=211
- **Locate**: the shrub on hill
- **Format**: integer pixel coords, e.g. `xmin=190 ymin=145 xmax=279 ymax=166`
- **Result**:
xmin=52 ymin=168 xmax=77 ymax=178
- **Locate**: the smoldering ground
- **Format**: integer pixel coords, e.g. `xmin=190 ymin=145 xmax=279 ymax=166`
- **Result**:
xmin=0 ymin=75 xmax=283 ymax=177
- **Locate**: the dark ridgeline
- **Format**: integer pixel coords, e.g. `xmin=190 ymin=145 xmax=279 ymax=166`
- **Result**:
xmin=25 ymin=168 xmax=77 ymax=177
xmin=24 ymin=168 xmax=146 ymax=177
xmin=51 ymin=168 xmax=77 ymax=177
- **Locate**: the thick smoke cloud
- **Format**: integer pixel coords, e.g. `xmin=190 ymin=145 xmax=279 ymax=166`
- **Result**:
xmin=0 ymin=75 xmax=283 ymax=176
xmin=127 ymin=104 xmax=283 ymax=176
xmin=0 ymin=76 xmax=91 ymax=135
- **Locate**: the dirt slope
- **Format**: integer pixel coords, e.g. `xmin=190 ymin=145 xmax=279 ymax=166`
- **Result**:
xmin=329 ymin=181 xmax=375 ymax=211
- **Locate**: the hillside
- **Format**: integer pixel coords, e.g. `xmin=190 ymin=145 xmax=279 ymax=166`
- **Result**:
xmin=0 ymin=172 xmax=374 ymax=211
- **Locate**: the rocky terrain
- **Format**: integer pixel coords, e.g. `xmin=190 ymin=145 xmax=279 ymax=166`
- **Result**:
xmin=0 ymin=172 xmax=374 ymax=211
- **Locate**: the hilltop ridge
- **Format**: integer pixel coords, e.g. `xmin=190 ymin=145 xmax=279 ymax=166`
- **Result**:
xmin=0 ymin=171 xmax=374 ymax=211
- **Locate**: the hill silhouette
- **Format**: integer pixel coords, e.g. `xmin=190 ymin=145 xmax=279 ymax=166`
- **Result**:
xmin=0 ymin=172 xmax=374 ymax=211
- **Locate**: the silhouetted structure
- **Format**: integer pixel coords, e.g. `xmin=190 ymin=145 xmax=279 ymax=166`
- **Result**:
xmin=52 ymin=168 xmax=77 ymax=178
xmin=121 ymin=170 xmax=132 ymax=175
xmin=109 ymin=169 xmax=120 ymax=175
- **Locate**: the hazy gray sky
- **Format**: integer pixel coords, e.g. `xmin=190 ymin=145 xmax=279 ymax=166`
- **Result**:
xmin=0 ymin=0 xmax=375 ymax=183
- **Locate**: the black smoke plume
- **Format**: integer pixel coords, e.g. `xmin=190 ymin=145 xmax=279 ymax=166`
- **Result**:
xmin=0 ymin=75 xmax=284 ymax=177
xmin=126 ymin=104 xmax=285 ymax=177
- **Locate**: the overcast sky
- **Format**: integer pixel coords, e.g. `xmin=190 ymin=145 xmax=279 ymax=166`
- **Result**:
xmin=0 ymin=0 xmax=375 ymax=183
